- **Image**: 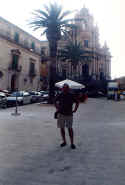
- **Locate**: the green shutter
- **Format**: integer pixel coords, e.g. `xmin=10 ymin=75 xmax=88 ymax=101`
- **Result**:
xmin=12 ymin=55 xmax=18 ymax=70
xmin=14 ymin=32 xmax=19 ymax=43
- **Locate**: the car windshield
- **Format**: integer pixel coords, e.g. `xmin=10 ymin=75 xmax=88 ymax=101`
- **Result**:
xmin=29 ymin=92 xmax=36 ymax=95
xmin=43 ymin=91 xmax=48 ymax=94
xmin=11 ymin=92 xmax=22 ymax=97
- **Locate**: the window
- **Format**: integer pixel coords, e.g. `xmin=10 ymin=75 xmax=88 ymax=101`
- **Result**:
xmin=82 ymin=64 xmax=89 ymax=75
xmin=14 ymin=32 xmax=19 ymax=43
xmin=24 ymin=40 xmax=29 ymax=48
xmin=6 ymin=30 xmax=11 ymax=39
xmin=82 ymin=23 xmax=86 ymax=30
xmin=84 ymin=40 xmax=89 ymax=48
xmin=100 ymin=72 xmax=104 ymax=80
xmin=29 ymin=62 xmax=35 ymax=73
xmin=12 ymin=55 xmax=19 ymax=70
xmin=29 ymin=61 xmax=36 ymax=77
xmin=31 ymin=42 xmax=35 ymax=51
xmin=0 ymin=71 xmax=3 ymax=78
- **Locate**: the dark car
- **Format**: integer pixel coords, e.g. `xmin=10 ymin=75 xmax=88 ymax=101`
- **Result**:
xmin=0 ymin=92 xmax=7 ymax=108
xmin=88 ymin=91 xmax=106 ymax=98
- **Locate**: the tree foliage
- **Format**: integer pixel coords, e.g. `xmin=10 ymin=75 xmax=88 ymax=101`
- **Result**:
xmin=29 ymin=2 xmax=74 ymax=103
xmin=58 ymin=41 xmax=84 ymax=69
xmin=29 ymin=2 xmax=72 ymax=43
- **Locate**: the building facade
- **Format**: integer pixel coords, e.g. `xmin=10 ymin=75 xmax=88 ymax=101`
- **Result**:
xmin=0 ymin=16 xmax=48 ymax=91
xmin=56 ymin=7 xmax=111 ymax=83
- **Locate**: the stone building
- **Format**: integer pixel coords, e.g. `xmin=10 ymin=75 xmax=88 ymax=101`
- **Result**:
xmin=0 ymin=16 xmax=48 ymax=91
xmin=0 ymin=6 xmax=111 ymax=91
xmin=115 ymin=77 xmax=125 ymax=90
xmin=56 ymin=7 xmax=111 ymax=83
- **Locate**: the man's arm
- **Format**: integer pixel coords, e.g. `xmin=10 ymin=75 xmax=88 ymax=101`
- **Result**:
xmin=72 ymin=97 xmax=79 ymax=113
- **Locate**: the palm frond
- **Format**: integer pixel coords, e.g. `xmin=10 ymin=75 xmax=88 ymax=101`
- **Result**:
xmin=29 ymin=20 xmax=47 ymax=30
xmin=59 ymin=11 xmax=71 ymax=21
xmin=61 ymin=29 xmax=72 ymax=41
xmin=58 ymin=41 xmax=84 ymax=67
xmin=34 ymin=9 xmax=49 ymax=19
xmin=41 ymin=29 xmax=47 ymax=36
xmin=43 ymin=4 xmax=50 ymax=14
xmin=60 ymin=19 xmax=74 ymax=26
xmin=29 ymin=1 xmax=76 ymax=53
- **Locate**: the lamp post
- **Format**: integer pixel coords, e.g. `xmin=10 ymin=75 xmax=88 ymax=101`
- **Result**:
xmin=11 ymin=69 xmax=21 ymax=116
xmin=11 ymin=91 xmax=21 ymax=116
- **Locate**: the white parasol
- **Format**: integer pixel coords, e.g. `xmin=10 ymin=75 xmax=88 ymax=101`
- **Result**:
xmin=55 ymin=79 xmax=85 ymax=89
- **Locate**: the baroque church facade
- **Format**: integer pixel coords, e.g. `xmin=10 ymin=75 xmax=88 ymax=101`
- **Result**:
xmin=56 ymin=7 xmax=111 ymax=83
xmin=0 ymin=7 xmax=111 ymax=91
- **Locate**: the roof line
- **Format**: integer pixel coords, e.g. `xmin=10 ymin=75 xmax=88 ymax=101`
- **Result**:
xmin=0 ymin=16 xmax=47 ymax=44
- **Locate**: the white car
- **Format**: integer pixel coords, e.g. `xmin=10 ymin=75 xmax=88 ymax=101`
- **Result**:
xmin=29 ymin=91 xmax=41 ymax=103
xmin=7 ymin=91 xmax=32 ymax=106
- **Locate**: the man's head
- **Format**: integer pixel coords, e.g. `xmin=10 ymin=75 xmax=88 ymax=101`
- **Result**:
xmin=62 ymin=83 xmax=70 ymax=93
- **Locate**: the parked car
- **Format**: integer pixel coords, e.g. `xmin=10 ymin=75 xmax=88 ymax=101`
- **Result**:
xmin=29 ymin=91 xmax=41 ymax=103
xmin=0 ymin=89 xmax=11 ymax=97
xmin=39 ymin=91 xmax=46 ymax=96
xmin=55 ymin=90 xmax=62 ymax=96
xmin=7 ymin=91 xmax=32 ymax=106
xmin=40 ymin=91 xmax=49 ymax=102
xmin=0 ymin=92 xmax=7 ymax=108
xmin=88 ymin=91 xmax=106 ymax=98
xmin=122 ymin=91 xmax=125 ymax=95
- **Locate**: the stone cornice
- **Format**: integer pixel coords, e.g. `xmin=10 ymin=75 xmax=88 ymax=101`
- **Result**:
xmin=0 ymin=16 xmax=42 ymax=44
xmin=0 ymin=33 xmax=41 ymax=57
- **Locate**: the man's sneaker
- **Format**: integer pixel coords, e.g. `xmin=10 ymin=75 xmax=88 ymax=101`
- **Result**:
xmin=71 ymin=144 xmax=76 ymax=149
xmin=60 ymin=142 xmax=67 ymax=147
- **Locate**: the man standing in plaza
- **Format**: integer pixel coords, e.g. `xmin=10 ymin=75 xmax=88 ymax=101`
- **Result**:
xmin=54 ymin=84 xmax=79 ymax=149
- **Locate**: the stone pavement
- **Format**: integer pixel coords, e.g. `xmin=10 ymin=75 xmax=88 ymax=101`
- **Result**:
xmin=0 ymin=98 xmax=125 ymax=185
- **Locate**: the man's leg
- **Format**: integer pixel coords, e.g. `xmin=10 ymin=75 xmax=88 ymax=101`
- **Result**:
xmin=68 ymin=128 xmax=76 ymax=149
xmin=68 ymin=128 xmax=74 ymax=145
xmin=58 ymin=114 xmax=67 ymax=147
xmin=60 ymin=128 xmax=67 ymax=147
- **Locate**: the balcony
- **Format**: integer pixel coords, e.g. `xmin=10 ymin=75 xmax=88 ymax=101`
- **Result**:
xmin=17 ymin=65 xmax=22 ymax=72
xmin=8 ymin=64 xmax=22 ymax=72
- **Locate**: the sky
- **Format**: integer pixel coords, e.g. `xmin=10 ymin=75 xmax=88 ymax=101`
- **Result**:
xmin=0 ymin=0 xmax=124 ymax=79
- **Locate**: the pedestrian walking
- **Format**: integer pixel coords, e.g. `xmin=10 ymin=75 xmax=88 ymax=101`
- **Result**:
xmin=54 ymin=83 xmax=79 ymax=149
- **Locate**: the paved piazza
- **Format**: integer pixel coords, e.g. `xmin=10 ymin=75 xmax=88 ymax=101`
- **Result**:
xmin=0 ymin=98 xmax=125 ymax=185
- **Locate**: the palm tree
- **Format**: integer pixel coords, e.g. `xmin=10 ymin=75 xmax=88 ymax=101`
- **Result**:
xmin=58 ymin=40 xmax=84 ymax=80
xmin=29 ymin=2 xmax=72 ymax=103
